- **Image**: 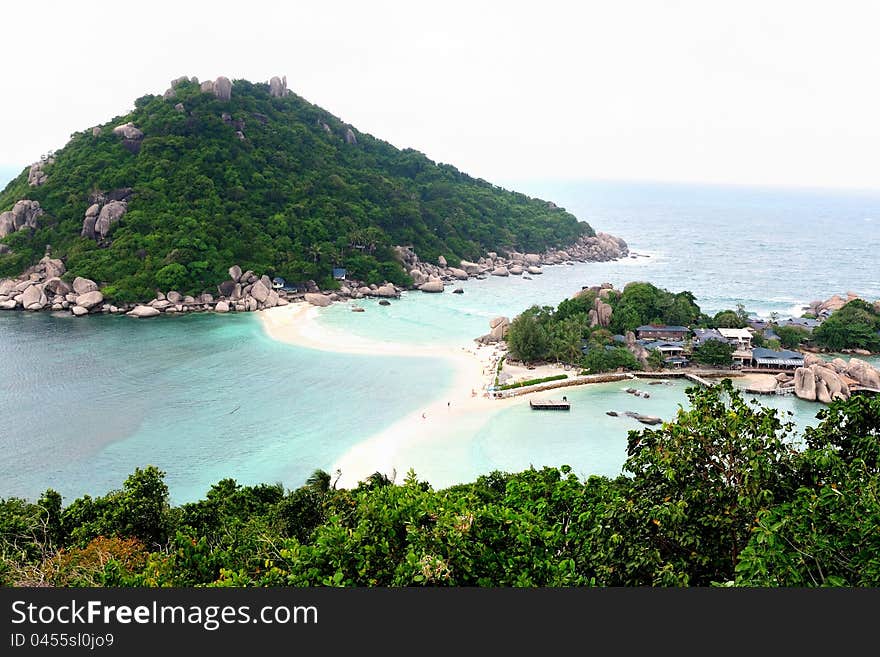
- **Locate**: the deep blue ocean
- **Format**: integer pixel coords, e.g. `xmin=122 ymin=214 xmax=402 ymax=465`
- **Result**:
xmin=1 ymin=179 xmax=878 ymax=502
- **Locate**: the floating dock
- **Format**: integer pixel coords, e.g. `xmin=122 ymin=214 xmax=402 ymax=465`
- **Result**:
xmin=529 ymin=399 xmax=571 ymax=411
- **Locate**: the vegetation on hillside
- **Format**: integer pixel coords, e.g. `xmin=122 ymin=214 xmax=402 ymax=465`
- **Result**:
xmin=0 ymin=78 xmax=591 ymax=301
xmin=3 ymin=383 xmax=878 ymax=587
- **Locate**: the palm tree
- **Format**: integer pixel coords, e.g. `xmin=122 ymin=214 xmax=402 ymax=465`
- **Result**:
xmin=305 ymin=469 xmax=332 ymax=493
xmin=308 ymin=244 xmax=323 ymax=264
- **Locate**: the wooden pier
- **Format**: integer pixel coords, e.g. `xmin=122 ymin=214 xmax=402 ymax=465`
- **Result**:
xmin=529 ymin=399 xmax=571 ymax=411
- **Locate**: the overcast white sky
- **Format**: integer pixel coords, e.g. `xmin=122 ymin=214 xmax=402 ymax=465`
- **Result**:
xmin=3 ymin=0 xmax=880 ymax=190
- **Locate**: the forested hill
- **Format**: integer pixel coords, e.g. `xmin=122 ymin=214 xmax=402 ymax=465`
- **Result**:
xmin=0 ymin=75 xmax=592 ymax=301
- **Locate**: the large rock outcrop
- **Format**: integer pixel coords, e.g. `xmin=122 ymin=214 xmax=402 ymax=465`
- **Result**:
xmin=625 ymin=331 xmax=649 ymax=369
xmin=588 ymin=297 xmax=613 ymax=328
xmin=419 ymin=281 xmax=444 ymax=293
xmin=490 ymin=316 xmax=510 ymax=340
xmin=213 ymin=76 xmax=232 ymax=101
xmin=93 ymin=201 xmax=127 ymax=239
xmin=0 ymin=200 xmax=44 ymax=238
xmin=269 ymin=75 xmax=288 ymax=97
xmin=28 ymin=158 xmax=53 ymax=186
xmin=304 ymin=293 xmax=332 ymax=307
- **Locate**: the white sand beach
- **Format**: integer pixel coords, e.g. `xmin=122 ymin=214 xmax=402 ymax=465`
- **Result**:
xmin=260 ymin=303 xmax=520 ymax=487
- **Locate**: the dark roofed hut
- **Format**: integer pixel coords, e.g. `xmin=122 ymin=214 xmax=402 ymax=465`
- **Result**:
xmin=751 ymin=347 xmax=805 ymax=369
xmin=636 ymin=325 xmax=691 ymax=341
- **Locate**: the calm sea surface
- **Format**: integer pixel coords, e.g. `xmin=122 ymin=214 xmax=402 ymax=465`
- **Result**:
xmin=1 ymin=180 xmax=878 ymax=501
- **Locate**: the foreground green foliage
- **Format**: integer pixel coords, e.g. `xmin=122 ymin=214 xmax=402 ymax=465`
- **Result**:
xmin=3 ymin=383 xmax=878 ymax=587
xmin=0 ymin=78 xmax=590 ymax=301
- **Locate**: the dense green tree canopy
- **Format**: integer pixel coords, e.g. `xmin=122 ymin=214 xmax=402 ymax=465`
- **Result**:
xmin=813 ymin=300 xmax=880 ymax=352
xmin=692 ymin=339 xmax=735 ymax=366
xmin=0 ymin=78 xmax=592 ymax=301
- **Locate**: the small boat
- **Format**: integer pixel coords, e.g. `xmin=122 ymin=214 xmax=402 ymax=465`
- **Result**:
xmin=530 ymin=398 xmax=570 ymax=411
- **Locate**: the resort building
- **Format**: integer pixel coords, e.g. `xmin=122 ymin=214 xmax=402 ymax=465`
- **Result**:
xmin=779 ymin=317 xmax=822 ymax=332
xmin=332 ymin=268 xmax=347 ymax=281
xmin=750 ymin=347 xmax=805 ymax=369
xmin=636 ymin=325 xmax=690 ymax=341
xmin=640 ymin=340 xmax=686 ymax=357
xmin=692 ymin=328 xmax=723 ymax=346
xmin=717 ymin=327 xmax=753 ymax=349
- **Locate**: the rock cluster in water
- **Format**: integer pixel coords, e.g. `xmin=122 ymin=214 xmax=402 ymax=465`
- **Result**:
xmin=395 ymin=232 xmax=628 ymax=295
xmin=793 ymin=353 xmax=880 ymax=402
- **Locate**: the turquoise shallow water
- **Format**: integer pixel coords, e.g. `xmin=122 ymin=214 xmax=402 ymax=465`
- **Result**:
xmin=0 ymin=312 xmax=452 ymax=503
xmin=1 ymin=180 xmax=879 ymax=503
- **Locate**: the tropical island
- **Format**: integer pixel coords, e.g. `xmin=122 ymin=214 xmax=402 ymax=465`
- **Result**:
xmin=0 ymin=75 xmax=626 ymax=317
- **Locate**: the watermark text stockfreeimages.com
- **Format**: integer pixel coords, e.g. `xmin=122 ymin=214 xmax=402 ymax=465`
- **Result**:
xmin=10 ymin=599 xmax=317 ymax=632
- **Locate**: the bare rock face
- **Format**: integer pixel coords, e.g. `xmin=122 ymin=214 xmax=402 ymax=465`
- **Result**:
xmin=419 ymin=281 xmax=444 ymax=293
xmin=508 ymin=265 xmax=524 ymax=275
xmin=166 ymin=291 xmax=183 ymax=303
xmin=75 ymin=290 xmax=104 ymax=310
xmin=71 ymin=305 xmax=89 ymax=316
xmin=214 ymin=301 xmax=229 ymax=313
xmin=72 ymin=277 xmax=98 ymax=294
xmin=28 ymin=159 xmax=52 ymax=186
xmin=127 ymin=305 xmax=161 ymax=318
xmin=448 ymin=268 xmax=468 ymax=280
xmin=846 ymin=359 xmax=880 ymax=389
xmin=438 ymin=255 xmax=447 ymax=267
xmin=213 ymin=76 xmax=232 ymax=101
xmin=0 ymin=200 xmax=44 ymax=237
xmin=21 ymin=284 xmax=47 ymax=310
xmin=625 ymin=331 xmax=650 ymax=368
xmin=459 ymin=260 xmax=481 ymax=275
xmin=94 ymin=201 xmax=127 ymax=238
xmin=373 ymin=284 xmax=399 ymax=298
xmin=200 ymin=80 xmax=215 ymax=94
xmin=344 ymin=127 xmax=357 ymax=145
xmin=44 ymin=277 xmax=71 ymax=295
xmin=595 ymin=298 xmax=613 ymax=328
xmin=794 ymin=367 xmax=817 ymax=401
xmin=812 ymin=364 xmax=849 ymax=401
xmin=527 ymin=266 xmax=543 ymax=275
xmin=39 ymin=256 xmax=65 ymax=279
xmin=112 ymin=122 xmax=144 ymax=141
xmin=174 ymin=103 xmax=185 ymax=112
xmin=304 ymin=293 xmax=332 ymax=307
xmin=489 ymin=316 xmax=510 ymax=340
xmin=491 ymin=267 xmax=509 ymax=277
xmin=0 ymin=211 xmax=15 ymax=237
xmin=269 ymin=75 xmax=288 ymax=97
xmin=250 ymin=280 xmax=270 ymax=303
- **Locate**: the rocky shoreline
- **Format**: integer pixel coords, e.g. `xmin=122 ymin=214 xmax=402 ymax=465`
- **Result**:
xmin=0 ymin=232 xmax=629 ymax=318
